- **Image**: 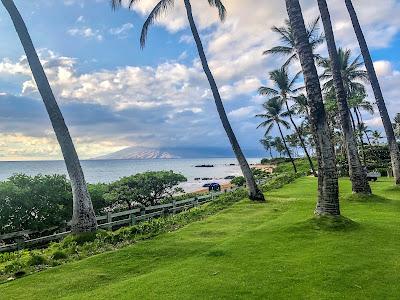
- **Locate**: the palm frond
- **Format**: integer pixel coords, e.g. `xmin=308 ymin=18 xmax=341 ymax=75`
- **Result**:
xmin=140 ymin=0 xmax=174 ymax=48
xmin=258 ymin=86 xmax=279 ymax=96
xmin=208 ymin=0 xmax=226 ymax=21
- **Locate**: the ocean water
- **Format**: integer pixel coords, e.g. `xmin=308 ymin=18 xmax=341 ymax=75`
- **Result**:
xmin=0 ymin=158 xmax=262 ymax=192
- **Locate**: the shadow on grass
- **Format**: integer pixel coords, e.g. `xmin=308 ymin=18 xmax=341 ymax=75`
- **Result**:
xmin=344 ymin=193 xmax=391 ymax=203
xmin=288 ymin=215 xmax=359 ymax=233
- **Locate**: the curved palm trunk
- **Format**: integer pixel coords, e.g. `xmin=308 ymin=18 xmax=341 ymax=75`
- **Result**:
xmin=277 ymin=122 xmax=297 ymax=173
xmin=345 ymin=0 xmax=400 ymax=185
xmin=2 ymin=0 xmax=97 ymax=232
xmin=317 ymin=0 xmax=371 ymax=194
xmin=284 ymin=100 xmax=316 ymax=175
xmin=286 ymin=0 xmax=340 ymax=216
xmin=183 ymin=0 xmax=264 ymax=201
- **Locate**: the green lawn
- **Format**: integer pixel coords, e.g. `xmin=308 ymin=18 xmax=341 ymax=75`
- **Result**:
xmin=1 ymin=177 xmax=400 ymax=299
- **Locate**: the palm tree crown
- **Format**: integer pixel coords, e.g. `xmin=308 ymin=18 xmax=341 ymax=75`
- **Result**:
xmin=256 ymin=98 xmax=290 ymax=133
xmin=264 ymin=17 xmax=324 ymax=67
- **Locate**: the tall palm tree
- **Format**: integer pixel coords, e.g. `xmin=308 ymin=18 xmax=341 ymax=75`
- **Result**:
xmin=256 ymin=98 xmax=297 ymax=172
xmin=345 ymin=0 xmax=400 ymax=185
xmin=260 ymin=135 xmax=274 ymax=159
xmin=259 ymin=67 xmax=316 ymax=175
xmin=316 ymin=0 xmax=371 ymax=194
xmin=112 ymin=0 xmax=264 ymax=201
xmin=1 ymin=0 xmax=97 ymax=232
xmin=394 ymin=114 xmax=400 ymax=141
xmin=264 ymin=17 xmax=324 ymax=67
xmin=285 ymin=0 xmax=340 ymax=216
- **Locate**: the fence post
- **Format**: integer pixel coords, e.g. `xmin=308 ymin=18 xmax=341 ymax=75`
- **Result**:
xmin=131 ymin=213 xmax=136 ymax=226
xmin=107 ymin=212 xmax=112 ymax=230
xmin=140 ymin=207 xmax=146 ymax=220
xmin=194 ymin=197 xmax=199 ymax=207
xmin=172 ymin=200 xmax=177 ymax=214
xmin=16 ymin=237 xmax=24 ymax=251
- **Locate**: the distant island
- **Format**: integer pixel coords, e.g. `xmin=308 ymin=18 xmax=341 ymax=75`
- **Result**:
xmin=93 ymin=146 xmax=264 ymax=160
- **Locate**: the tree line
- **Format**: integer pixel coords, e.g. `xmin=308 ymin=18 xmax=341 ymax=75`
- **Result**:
xmin=0 ymin=0 xmax=399 ymax=233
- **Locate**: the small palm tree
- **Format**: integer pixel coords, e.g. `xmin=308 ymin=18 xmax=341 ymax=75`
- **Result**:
xmin=1 ymin=0 xmax=97 ymax=233
xmin=264 ymin=17 xmax=324 ymax=67
xmin=372 ymin=130 xmax=382 ymax=145
xmin=256 ymin=98 xmax=297 ymax=173
xmin=260 ymin=135 xmax=274 ymax=159
xmin=259 ymin=67 xmax=316 ymax=175
xmin=112 ymin=0 xmax=264 ymax=201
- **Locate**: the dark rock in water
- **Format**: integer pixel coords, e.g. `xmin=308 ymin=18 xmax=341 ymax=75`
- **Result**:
xmin=202 ymin=177 xmax=213 ymax=180
xmin=224 ymin=175 xmax=236 ymax=180
xmin=195 ymin=164 xmax=214 ymax=168
xmin=194 ymin=178 xmax=201 ymax=181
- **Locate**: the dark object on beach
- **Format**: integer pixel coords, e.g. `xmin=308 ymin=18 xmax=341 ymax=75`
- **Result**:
xmin=195 ymin=165 xmax=214 ymax=168
xmin=224 ymin=175 xmax=236 ymax=180
xmin=229 ymin=163 xmax=235 ymax=166
xmin=194 ymin=178 xmax=201 ymax=181
xmin=202 ymin=177 xmax=213 ymax=181
xmin=208 ymin=183 xmax=221 ymax=192
xmin=203 ymin=183 xmax=212 ymax=188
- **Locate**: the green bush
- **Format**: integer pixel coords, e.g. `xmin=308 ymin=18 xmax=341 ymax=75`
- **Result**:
xmin=27 ymin=254 xmax=46 ymax=266
xmin=231 ymin=176 xmax=246 ymax=187
xmin=51 ymin=250 xmax=67 ymax=261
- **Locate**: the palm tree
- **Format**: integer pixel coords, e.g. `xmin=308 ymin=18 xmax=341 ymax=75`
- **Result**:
xmin=372 ymin=130 xmax=382 ymax=145
xmin=259 ymin=67 xmax=316 ymax=175
xmin=345 ymin=0 xmax=400 ymax=185
xmin=112 ymin=0 xmax=264 ymax=201
xmin=285 ymin=0 xmax=340 ymax=216
xmin=394 ymin=114 xmax=400 ymax=141
xmin=272 ymin=137 xmax=286 ymax=158
xmin=256 ymin=98 xmax=297 ymax=173
xmin=260 ymin=135 xmax=274 ymax=159
xmin=264 ymin=17 xmax=324 ymax=67
xmin=1 ymin=0 xmax=97 ymax=232
xmin=316 ymin=0 xmax=371 ymax=194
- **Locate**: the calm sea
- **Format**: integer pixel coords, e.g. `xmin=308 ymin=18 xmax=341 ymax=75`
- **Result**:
xmin=0 ymin=158 xmax=262 ymax=192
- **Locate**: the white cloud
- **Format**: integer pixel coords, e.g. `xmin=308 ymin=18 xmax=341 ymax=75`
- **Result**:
xmin=67 ymin=27 xmax=103 ymax=41
xmin=373 ymin=60 xmax=393 ymax=77
xmin=109 ymin=23 xmax=134 ymax=38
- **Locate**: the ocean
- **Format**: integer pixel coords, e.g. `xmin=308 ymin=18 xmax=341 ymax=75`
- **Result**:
xmin=0 ymin=158 xmax=262 ymax=192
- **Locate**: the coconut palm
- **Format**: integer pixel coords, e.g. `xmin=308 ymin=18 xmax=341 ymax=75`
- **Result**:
xmin=112 ymin=0 xmax=264 ymax=201
xmin=2 ymin=0 xmax=97 ymax=233
xmin=394 ymin=114 xmax=400 ymax=141
xmin=1 ymin=0 xmax=97 ymax=232
xmin=372 ymin=130 xmax=382 ymax=145
xmin=345 ymin=0 xmax=400 ymax=185
xmin=285 ymin=0 xmax=340 ymax=216
xmin=259 ymin=67 xmax=316 ymax=175
xmin=260 ymin=135 xmax=274 ymax=159
xmin=272 ymin=137 xmax=286 ymax=158
xmin=316 ymin=0 xmax=371 ymax=194
xmin=264 ymin=17 xmax=324 ymax=67
xmin=256 ymin=98 xmax=297 ymax=173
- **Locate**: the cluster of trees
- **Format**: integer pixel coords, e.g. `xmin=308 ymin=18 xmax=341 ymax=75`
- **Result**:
xmin=0 ymin=171 xmax=187 ymax=234
xmin=1 ymin=0 xmax=399 ymax=233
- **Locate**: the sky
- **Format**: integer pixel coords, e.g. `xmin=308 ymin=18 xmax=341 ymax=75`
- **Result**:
xmin=0 ymin=0 xmax=399 ymax=160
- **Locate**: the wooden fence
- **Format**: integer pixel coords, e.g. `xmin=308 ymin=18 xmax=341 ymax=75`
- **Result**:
xmin=0 ymin=188 xmax=235 ymax=253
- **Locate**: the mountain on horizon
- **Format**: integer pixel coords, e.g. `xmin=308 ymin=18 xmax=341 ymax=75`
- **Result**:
xmin=93 ymin=146 xmax=264 ymax=160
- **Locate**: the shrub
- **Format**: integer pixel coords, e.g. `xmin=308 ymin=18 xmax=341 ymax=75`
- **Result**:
xmin=231 ymin=176 xmax=246 ymax=187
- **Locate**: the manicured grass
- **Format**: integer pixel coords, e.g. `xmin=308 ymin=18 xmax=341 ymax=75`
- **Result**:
xmin=1 ymin=177 xmax=400 ymax=299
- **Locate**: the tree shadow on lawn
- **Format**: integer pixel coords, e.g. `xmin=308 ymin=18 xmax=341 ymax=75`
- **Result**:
xmin=286 ymin=215 xmax=360 ymax=233
xmin=343 ymin=193 xmax=391 ymax=203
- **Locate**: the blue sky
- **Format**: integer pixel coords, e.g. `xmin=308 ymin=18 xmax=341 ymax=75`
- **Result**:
xmin=0 ymin=0 xmax=399 ymax=160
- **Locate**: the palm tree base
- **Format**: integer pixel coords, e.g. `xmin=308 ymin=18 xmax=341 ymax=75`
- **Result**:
xmin=249 ymin=190 xmax=266 ymax=202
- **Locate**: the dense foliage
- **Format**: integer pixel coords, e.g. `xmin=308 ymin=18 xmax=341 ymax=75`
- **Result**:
xmin=0 ymin=171 xmax=187 ymax=235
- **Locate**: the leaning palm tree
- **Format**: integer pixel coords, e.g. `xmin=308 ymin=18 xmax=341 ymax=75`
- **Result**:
xmin=285 ymin=0 xmax=340 ymax=216
xmin=256 ymin=98 xmax=296 ymax=173
xmin=112 ymin=0 xmax=264 ymax=201
xmin=264 ymin=17 xmax=324 ymax=67
xmin=1 ymin=0 xmax=97 ymax=232
xmin=316 ymin=0 xmax=371 ymax=194
xmin=345 ymin=0 xmax=400 ymax=185
xmin=259 ymin=67 xmax=316 ymax=175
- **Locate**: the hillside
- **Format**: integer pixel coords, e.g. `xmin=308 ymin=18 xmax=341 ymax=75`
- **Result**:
xmin=93 ymin=146 xmax=264 ymax=160
xmin=1 ymin=178 xmax=400 ymax=299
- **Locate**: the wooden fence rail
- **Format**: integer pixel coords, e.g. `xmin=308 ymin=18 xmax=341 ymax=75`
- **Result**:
xmin=0 ymin=188 xmax=235 ymax=253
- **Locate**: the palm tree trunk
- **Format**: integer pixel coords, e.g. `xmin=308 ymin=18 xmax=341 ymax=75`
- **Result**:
xmin=345 ymin=0 xmax=400 ymax=185
xmin=285 ymin=0 xmax=340 ymax=216
xmin=317 ymin=0 xmax=371 ymax=194
xmin=1 ymin=0 xmax=97 ymax=232
xmin=353 ymin=107 xmax=367 ymax=166
xmin=183 ymin=0 xmax=264 ymax=201
xmin=277 ymin=123 xmax=297 ymax=173
xmin=284 ymin=100 xmax=316 ymax=175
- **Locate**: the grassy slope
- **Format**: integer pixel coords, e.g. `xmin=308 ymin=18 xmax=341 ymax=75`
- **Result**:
xmin=1 ymin=178 xmax=400 ymax=299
